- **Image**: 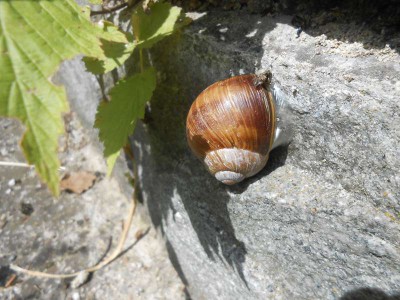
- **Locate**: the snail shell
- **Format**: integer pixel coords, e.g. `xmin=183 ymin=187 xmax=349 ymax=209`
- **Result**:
xmin=186 ymin=72 xmax=288 ymax=185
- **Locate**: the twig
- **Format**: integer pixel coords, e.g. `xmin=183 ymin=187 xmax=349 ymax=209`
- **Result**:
xmin=5 ymin=274 xmax=17 ymax=288
xmin=10 ymin=196 xmax=137 ymax=279
xmin=0 ymin=161 xmax=66 ymax=171
xmin=0 ymin=161 xmax=32 ymax=168
xmin=90 ymin=2 xmax=128 ymax=16
xmin=90 ymin=0 xmax=142 ymax=16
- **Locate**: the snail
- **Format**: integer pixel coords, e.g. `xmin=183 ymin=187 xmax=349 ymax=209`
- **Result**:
xmin=186 ymin=71 xmax=291 ymax=185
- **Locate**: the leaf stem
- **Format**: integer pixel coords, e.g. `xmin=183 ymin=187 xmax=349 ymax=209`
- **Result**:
xmin=139 ymin=48 xmax=144 ymax=73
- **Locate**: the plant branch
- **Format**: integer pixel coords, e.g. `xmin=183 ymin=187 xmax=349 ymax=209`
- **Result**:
xmin=139 ymin=49 xmax=144 ymax=73
xmin=90 ymin=2 xmax=128 ymax=16
xmin=90 ymin=0 xmax=142 ymax=16
xmin=0 ymin=161 xmax=66 ymax=171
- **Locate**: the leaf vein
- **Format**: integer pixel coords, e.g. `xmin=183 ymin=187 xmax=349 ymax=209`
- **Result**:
xmin=39 ymin=3 xmax=94 ymax=56
xmin=8 ymin=4 xmax=64 ymax=60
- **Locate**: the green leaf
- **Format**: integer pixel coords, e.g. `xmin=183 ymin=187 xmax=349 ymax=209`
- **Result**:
xmin=95 ymin=68 xmax=156 ymax=175
xmin=0 ymin=0 xmax=130 ymax=195
xmin=132 ymin=1 xmax=186 ymax=48
xmin=88 ymin=0 xmax=103 ymax=4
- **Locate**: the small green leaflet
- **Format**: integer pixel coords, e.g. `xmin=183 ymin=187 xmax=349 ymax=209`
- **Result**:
xmin=95 ymin=68 xmax=156 ymax=175
xmin=132 ymin=1 xmax=187 ymax=49
xmin=0 ymin=0 xmax=129 ymax=195
xmin=85 ymin=1 xmax=189 ymax=73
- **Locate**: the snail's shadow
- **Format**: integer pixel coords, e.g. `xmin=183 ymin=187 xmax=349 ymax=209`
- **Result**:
xmin=133 ymin=140 xmax=290 ymax=288
xmin=229 ymin=145 xmax=289 ymax=194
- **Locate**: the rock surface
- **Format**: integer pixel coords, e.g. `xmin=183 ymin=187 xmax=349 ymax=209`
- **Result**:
xmin=131 ymin=9 xmax=400 ymax=300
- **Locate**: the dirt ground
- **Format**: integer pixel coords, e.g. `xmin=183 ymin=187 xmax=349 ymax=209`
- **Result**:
xmin=0 ymin=114 xmax=185 ymax=299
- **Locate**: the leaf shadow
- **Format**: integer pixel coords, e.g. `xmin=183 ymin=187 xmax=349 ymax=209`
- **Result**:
xmin=100 ymin=39 xmax=127 ymax=59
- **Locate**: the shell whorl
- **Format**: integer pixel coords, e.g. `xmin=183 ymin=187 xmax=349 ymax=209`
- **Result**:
xmin=204 ymin=148 xmax=268 ymax=185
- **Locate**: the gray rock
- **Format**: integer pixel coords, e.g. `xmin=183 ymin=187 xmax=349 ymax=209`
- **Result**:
xmin=131 ymin=10 xmax=400 ymax=300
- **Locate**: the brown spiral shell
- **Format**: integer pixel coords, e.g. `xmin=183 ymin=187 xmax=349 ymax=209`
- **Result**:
xmin=186 ymin=74 xmax=277 ymax=185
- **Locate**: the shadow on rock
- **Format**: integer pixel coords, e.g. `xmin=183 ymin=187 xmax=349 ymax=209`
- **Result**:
xmin=340 ymin=288 xmax=400 ymax=300
xmin=286 ymin=0 xmax=400 ymax=53
xmin=230 ymin=145 xmax=290 ymax=194
xmin=0 ymin=266 xmax=14 ymax=288
xmin=185 ymin=0 xmax=400 ymax=53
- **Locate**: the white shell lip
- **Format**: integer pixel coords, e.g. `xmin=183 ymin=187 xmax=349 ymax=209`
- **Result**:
xmin=215 ymin=171 xmax=245 ymax=185
xmin=270 ymin=82 xmax=293 ymax=149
